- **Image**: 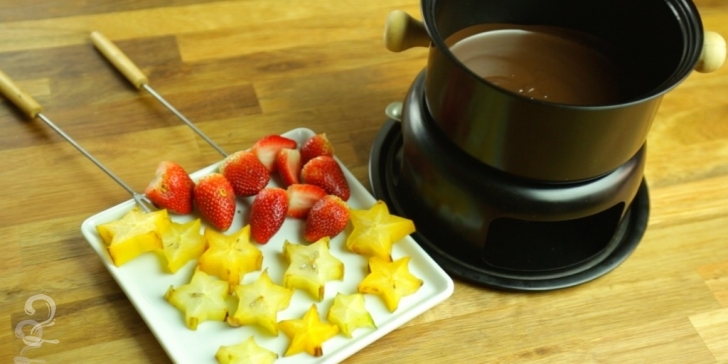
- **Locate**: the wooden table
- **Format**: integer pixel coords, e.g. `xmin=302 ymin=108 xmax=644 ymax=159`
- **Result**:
xmin=2 ymin=1 xmax=727 ymax=363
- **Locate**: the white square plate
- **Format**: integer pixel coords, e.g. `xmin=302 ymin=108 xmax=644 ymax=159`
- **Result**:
xmin=80 ymin=127 xmax=455 ymax=363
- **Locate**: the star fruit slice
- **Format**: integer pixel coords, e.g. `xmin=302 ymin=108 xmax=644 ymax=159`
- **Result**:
xmin=326 ymin=293 xmax=376 ymax=338
xmin=164 ymin=269 xmax=229 ymax=330
xmin=346 ymin=200 xmax=415 ymax=261
xmin=279 ymin=304 xmax=339 ymax=357
xmin=160 ymin=218 xmax=206 ymax=273
xmin=227 ymin=269 xmax=294 ymax=335
xmin=215 ymin=336 xmax=278 ymax=364
xmin=96 ymin=208 xmax=170 ymax=266
xmin=358 ymin=256 xmax=423 ymax=312
xmin=198 ymin=225 xmax=263 ymax=290
xmin=282 ymin=237 xmax=344 ymax=301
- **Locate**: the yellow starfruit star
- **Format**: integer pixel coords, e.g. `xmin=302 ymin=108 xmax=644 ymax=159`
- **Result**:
xmin=96 ymin=208 xmax=170 ymax=266
xmin=282 ymin=238 xmax=344 ymax=301
xmin=215 ymin=336 xmax=278 ymax=364
xmin=227 ymin=269 xmax=294 ymax=335
xmin=326 ymin=293 xmax=376 ymax=338
xmin=358 ymin=256 xmax=423 ymax=312
xmin=279 ymin=304 xmax=339 ymax=357
xmin=160 ymin=218 xmax=206 ymax=273
xmin=164 ymin=269 xmax=229 ymax=330
xmin=346 ymin=200 xmax=416 ymax=261
xmin=198 ymin=225 xmax=263 ymax=290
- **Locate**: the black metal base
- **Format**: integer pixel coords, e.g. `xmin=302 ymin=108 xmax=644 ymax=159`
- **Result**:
xmin=369 ymin=118 xmax=650 ymax=291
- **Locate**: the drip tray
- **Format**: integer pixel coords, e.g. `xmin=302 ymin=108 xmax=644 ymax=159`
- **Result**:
xmin=369 ymin=119 xmax=650 ymax=291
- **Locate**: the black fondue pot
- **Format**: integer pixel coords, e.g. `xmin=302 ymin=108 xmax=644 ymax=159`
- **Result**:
xmin=371 ymin=0 xmax=725 ymax=290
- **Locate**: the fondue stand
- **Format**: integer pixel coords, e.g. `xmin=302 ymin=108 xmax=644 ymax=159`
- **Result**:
xmin=369 ymin=7 xmax=726 ymax=291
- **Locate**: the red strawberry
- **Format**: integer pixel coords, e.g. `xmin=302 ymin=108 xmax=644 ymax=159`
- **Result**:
xmin=286 ymin=183 xmax=327 ymax=219
xmin=275 ymin=148 xmax=301 ymax=187
xmin=219 ymin=150 xmax=270 ymax=196
xmin=144 ymin=161 xmax=195 ymax=214
xmin=193 ymin=173 xmax=237 ymax=231
xmin=251 ymin=135 xmax=297 ymax=172
xmin=300 ymin=133 xmax=334 ymax=165
xmin=250 ymin=187 xmax=289 ymax=244
xmin=304 ymin=195 xmax=349 ymax=242
xmin=301 ymin=156 xmax=350 ymax=201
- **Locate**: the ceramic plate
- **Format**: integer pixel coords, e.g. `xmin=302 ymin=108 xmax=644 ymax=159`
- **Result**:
xmin=80 ymin=127 xmax=455 ymax=363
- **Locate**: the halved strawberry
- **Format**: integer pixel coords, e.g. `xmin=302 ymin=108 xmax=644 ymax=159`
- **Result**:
xmin=219 ymin=150 xmax=270 ymax=197
xmin=194 ymin=173 xmax=237 ymax=231
xmin=304 ymin=195 xmax=349 ymax=242
xmin=300 ymin=133 xmax=334 ymax=166
xmin=301 ymin=156 xmax=350 ymax=201
xmin=286 ymin=184 xmax=327 ymax=219
xmin=144 ymin=161 xmax=195 ymax=214
xmin=251 ymin=135 xmax=297 ymax=172
xmin=250 ymin=187 xmax=289 ymax=244
xmin=275 ymin=148 xmax=301 ymax=187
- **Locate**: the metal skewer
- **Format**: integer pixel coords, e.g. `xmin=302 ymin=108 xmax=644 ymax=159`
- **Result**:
xmin=90 ymin=31 xmax=228 ymax=157
xmin=0 ymin=69 xmax=154 ymax=212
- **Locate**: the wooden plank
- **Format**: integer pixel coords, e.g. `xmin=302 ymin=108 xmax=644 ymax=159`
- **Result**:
xmin=690 ymin=308 xmax=728 ymax=362
xmin=0 ymin=0 xmax=226 ymax=22
xmin=697 ymin=261 xmax=728 ymax=307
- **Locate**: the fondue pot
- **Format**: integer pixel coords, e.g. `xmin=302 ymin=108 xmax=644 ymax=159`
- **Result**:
xmin=369 ymin=0 xmax=725 ymax=290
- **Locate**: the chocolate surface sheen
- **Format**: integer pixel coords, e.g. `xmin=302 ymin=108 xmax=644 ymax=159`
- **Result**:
xmin=448 ymin=24 xmax=635 ymax=106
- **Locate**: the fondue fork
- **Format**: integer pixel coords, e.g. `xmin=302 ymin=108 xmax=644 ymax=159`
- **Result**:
xmin=90 ymin=31 xmax=228 ymax=157
xmin=0 ymin=69 xmax=154 ymax=212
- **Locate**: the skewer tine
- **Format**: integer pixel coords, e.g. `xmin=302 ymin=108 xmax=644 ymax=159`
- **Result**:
xmin=0 ymin=69 xmax=154 ymax=212
xmin=90 ymin=31 xmax=228 ymax=157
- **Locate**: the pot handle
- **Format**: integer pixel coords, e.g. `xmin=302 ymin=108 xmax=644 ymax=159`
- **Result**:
xmin=384 ymin=10 xmax=430 ymax=52
xmin=695 ymin=31 xmax=726 ymax=73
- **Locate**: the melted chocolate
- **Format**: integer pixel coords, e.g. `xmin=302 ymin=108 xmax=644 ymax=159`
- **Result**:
xmin=448 ymin=24 xmax=635 ymax=106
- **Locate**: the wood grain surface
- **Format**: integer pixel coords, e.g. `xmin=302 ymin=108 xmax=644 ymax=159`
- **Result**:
xmin=1 ymin=1 xmax=727 ymax=363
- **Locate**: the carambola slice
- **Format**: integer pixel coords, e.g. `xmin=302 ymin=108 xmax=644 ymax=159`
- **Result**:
xmin=165 ymin=269 xmax=229 ymax=330
xmin=279 ymin=304 xmax=339 ymax=357
xmin=326 ymin=293 xmax=376 ymax=337
xmin=96 ymin=208 xmax=169 ymax=266
xmin=282 ymin=237 xmax=344 ymax=301
xmin=346 ymin=200 xmax=415 ymax=261
xmin=358 ymin=256 xmax=423 ymax=312
xmin=227 ymin=269 xmax=294 ymax=335
xmin=198 ymin=225 xmax=263 ymax=289
xmin=215 ymin=336 xmax=277 ymax=364
xmin=160 ymin=218 xmax=206 ymax=273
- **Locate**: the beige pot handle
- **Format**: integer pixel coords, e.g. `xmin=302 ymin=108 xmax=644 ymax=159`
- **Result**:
xmin=695 ymin=31 xmax=726 ymax=73
xmin=384 ymin=10 xmax=430 ymax=52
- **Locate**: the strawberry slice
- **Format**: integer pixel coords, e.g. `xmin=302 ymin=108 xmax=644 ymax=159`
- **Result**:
xmin=286 ymin=184 xmax=327 ymax=219
xmin=300 ymin=133 xmax=334 ymax=166
xmin=194 ymin=173 xmax=237 ymax=231
xmin=275 ymin=148 xmax=301 ymax=187
xmin=301 ymin=156 xmax=350 ymax=201
xmin=251 ymin=135 xmax=297 ymax=172
xmin=144 ymin=161 xmax=195 ymax=214
xmin=304 ymin=195 xmax=350 ymax=242
xmin=250 ymin=187 xmax=289 ymax=244
xmin=219 ymin=150 xmax=270 ymax=197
